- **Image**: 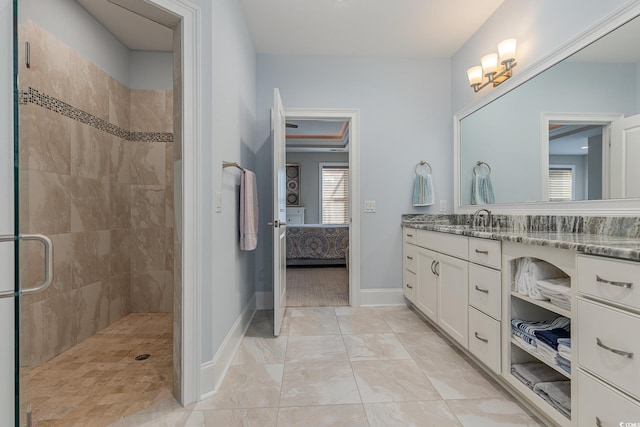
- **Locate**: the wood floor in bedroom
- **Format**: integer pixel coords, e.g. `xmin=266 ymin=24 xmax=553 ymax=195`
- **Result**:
xmin=286 ymin=266 xmax=349 ymax=307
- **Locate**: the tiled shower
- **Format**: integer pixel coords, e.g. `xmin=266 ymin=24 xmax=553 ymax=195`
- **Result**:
xmin=18 ymin=21 xmax=175 ymax=369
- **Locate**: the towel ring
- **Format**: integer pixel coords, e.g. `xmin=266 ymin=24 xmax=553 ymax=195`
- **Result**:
xmin=473 ymin=161 xmax=491 ymax=176
xmin=415 ymin=160 xmax=432 ymax=176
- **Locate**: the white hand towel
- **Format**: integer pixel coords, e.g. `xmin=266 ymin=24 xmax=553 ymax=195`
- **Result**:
xmin=240 ymin=170 xmax=259 ymax=251
xmin=527 ymin=261 xmax=566 ymax=300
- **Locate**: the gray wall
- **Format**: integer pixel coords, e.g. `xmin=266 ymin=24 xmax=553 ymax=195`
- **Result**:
xmin=286 ymin=152 xmax=349 ymax=224
xmin=255 ymin=55 xmax=452 ymax=293
xmin=129 ymin=51 xmax=173 ymax=90
xmin=588 ymin=135 xmax=603 ymax=200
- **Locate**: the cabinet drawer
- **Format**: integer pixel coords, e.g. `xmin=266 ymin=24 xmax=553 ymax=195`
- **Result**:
xmin=468 ymin=238 xmax=501 ymax=269
xmin=404 ymin=244 xmax=417 ymax=273
xmin=403 ymin=269 xmax=416 ymax=303
xmin=417 ymin=229 xmax=468 ymax=260
xmin=468 ymin=263 xmax=501 ymax=320
xmin=578 ymin=299 xmax=640 ymax=400
xmin=578 ymin=371 xmax=640 ymax=427
xmin=468 ymin=306 xmax=501 ymax=374
xmin=578 ymin=255 xmax=640 ymax=312
xmin=403 ymin=227 xmax=417 ymax=245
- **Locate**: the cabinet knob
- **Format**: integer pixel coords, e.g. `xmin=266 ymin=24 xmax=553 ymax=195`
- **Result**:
xmin=596 ymin=337 xmax=634 ymax=359
xmin=406 ymin=284 xmax=413 ymax=289
xmin=474 ymin=249 xmax=489 ymax=255
xmin=474 ymin=285 xmax=489 ymax=294
xmin=406 ymin=256 xmax=413 ymax=260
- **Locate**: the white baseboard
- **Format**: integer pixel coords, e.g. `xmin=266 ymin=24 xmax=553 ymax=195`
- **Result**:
xmin=255 ymin=291 xmax=273 ymax=310
xmin=359 ymin=288 xmax=406 ymax=306
xmin=199 ymin=294 xmax=257 ymax=399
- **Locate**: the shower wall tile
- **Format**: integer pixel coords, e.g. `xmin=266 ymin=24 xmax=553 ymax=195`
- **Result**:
xmin=131 ymin=185 xmax=166 ymax=229
xmin=110 ymin=229 xmax=131 ymax=276
xmin=70 ymin=280 xmax=110 ymax=343
xmin=68 ymin=49 xmax=109 ymax=121
xmin=111 ymin=137 xmax=132 ymax=184
xmin=166 ymin=181 xmax=175 ymax=230
xmin=71 ymin=122 xmax=111 ymax=181
xmin=29 ymin=292 xmax=73 ymax=366
xmin=166 ymin=228 xmax=174 ymax=272
xmin=26 ymin=22 xmax=72 ymax=106
xmin=131 ymin=228 xmax=167 ymax=272
xmin=108 ymin=76 xmax=131 ymax=130
xmin=28 ymin=170 xmax=71 ymax=235
xmin=131 ymin=271 xmax=167 ymax=313
xmin=110 ymin=182 xmax=132 ymax=230
xmin=69 ymin=177 xmax=110 ymax=232
xmin=23 ymin=105 xmax=72 ymax=175
xmin=130 ymin=90 xmax=170 ymax=132
xmin=70 ymin=231 xmax=110 ymax=290
xmin=109 ymin=275 xmax=131 ymax=323
xmin=131 ymin=141 xmax=166 ymax=185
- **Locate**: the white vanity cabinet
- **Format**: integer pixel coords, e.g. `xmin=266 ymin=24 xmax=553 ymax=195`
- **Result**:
xmin=576 ymin=254 xmax=640 ymax=425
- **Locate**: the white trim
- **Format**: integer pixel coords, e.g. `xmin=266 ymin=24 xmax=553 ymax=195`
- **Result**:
xmin=284 ymin=108 xmax=361 ymax=307
xmin=200 ymin=295 xmax=257 ymax=399
xmin=256 ymin=291 xmax=274 ymax=310
xmin=359 ymin=288 xmax=407 ymax=306
xmin=454 ymin=1 xmax=640 ymax=216
xmin=147 ymin=0 xmax=201 ymax=406
xmin=540 ymin=112 xmax=622 ymax=203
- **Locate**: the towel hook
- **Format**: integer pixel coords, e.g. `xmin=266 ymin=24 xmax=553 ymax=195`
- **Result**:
xmin=415 ymin=160 xmax=432 ymax=176
xmin=473 ymin=161 xmax=491 ymax=176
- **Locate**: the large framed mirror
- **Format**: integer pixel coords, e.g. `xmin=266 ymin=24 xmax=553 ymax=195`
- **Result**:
xmin=454 ymin=2 xmax=640 ymax=214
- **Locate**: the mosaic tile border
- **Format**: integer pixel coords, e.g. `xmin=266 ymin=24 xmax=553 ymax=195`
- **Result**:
xmin=20 ymin=88 xmax=173 ymax=143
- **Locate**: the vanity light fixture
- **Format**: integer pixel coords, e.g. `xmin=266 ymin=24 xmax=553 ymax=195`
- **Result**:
xmin=467 ymin=38 xmax=518 ymax=92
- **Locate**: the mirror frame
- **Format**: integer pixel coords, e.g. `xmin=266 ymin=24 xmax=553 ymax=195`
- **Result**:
xmin=454 ymin=1 xmax=640 ymax=216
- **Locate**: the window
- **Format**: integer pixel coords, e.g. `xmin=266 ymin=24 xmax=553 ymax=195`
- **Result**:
xmin=320 ymin=163 xmax=349 ymax=224
xmin=548 ymin=166 xmax=574 ymax=201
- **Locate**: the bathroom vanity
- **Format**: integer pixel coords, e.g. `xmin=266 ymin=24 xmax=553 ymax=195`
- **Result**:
xmin=401 ymin=214 xmax=640 ymax=426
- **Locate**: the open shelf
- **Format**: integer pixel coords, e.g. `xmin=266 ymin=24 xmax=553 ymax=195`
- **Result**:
xmin=511 ymin=291 xmax=571 ymax=319
xmin=511 ymin=337 xmax=571 ymax=379
xmin=506 ymin=370 xmax=571 ymax=427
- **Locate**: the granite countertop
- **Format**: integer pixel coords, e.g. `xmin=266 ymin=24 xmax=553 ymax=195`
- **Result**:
xmin=402 ymin=219 xmax=640 ymax=262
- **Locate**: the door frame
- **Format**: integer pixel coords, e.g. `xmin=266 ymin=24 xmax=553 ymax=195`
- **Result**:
xmin=283 ymin=108 xmax=361 ymax=306
xmin=147 ymin=0 xmax=201 ymax=406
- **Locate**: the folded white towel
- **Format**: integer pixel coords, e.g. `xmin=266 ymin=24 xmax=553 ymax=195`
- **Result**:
xmin=526 ymin=261 xmax=567 ymax=300
xmin=240 ymin=170 xmax=259 ymax=251
xmin=558 ymin=343 xmax=571 ymax=361
xmin=536 ymin=277 xmax=571 ymax=295
xmin=514 ymin=257 xmax=533 ymax=295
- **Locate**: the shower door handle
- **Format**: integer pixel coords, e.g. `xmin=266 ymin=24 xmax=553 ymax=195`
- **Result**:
xmin=0 ymin=233 xmax=54 ymax=298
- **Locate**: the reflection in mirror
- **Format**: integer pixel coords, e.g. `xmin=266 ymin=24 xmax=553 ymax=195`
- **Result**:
xmin=459 ymin=11 xmax=640 ymax=207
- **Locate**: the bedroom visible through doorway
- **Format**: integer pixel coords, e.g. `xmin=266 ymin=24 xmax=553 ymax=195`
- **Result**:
xmin=285 ymin=118 xmax=350 ymax=307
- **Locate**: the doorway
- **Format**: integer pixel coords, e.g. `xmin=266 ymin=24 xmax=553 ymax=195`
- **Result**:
xmin=8 ymin=0 xmax=200 ymax=424
xmin=282 ymin=109 xmax=361 ymax=308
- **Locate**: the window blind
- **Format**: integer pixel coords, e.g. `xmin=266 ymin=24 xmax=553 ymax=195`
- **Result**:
xmin=321 ymin=166 xmax=349 ymax=224
xmin=548 ymin=168 xmax=573 ymax=201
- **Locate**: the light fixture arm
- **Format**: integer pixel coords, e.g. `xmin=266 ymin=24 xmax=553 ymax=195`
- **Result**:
xmin=471 ymin=60 xmax=517 ymax=93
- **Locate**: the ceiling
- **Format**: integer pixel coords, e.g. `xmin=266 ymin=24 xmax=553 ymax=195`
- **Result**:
xmin=77 ymin=0 xmax=504 ymax=57
xmin=286 ymin=120 xmax=350 ymax=152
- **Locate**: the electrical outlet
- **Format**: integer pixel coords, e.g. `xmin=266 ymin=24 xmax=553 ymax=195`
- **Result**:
xmin=215 ymin=192 xmax=223 ymax=213
xmin=364 ymin=200 xmax=376 ymax=213
xmin=439 ymin=200 xmax=447 ymax=212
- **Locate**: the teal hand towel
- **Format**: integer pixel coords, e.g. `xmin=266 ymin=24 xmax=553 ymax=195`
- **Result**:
xmin=471 ymin=174 xmax=495 ymax=205
xmin=412 ymin=174 xmax=434 ymax=206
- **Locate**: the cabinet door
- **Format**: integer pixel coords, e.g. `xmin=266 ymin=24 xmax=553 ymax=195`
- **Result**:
xmin=416 ymin=247 xmax=438 ymax=322
xmin=438 ymin=254 xmax=469 ymax=348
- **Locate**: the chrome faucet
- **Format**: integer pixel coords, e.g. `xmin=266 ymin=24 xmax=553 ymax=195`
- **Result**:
xmin=471 ymin=208 xmax=492 ymax=228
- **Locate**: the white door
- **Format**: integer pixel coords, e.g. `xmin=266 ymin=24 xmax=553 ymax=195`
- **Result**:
xmin=0 ymin=0 xmax=16 ymax=423
xmin=272 ymin=89 xmax=287 ymax=336
xmin=416 ymin=247 xmax=438 ymax=322
xmin=610 ymin=113 xmax=640 ymax=198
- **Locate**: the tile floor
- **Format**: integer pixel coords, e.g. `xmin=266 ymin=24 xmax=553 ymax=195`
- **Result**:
xmin=111 ymin=306 xmax=544 ymax=426
xmin=286 ymin=267 xmax=349 ymax=307
xmin=29 ymin=313 xmax=173 ymax=426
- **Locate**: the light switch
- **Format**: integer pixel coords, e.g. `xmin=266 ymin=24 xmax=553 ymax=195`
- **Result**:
xmin=364 ymin=200 xmax=376 ymax=213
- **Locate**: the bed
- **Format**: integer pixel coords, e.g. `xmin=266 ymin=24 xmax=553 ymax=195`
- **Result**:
xmin=286 ymin=224 xmax=349 ymax=266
